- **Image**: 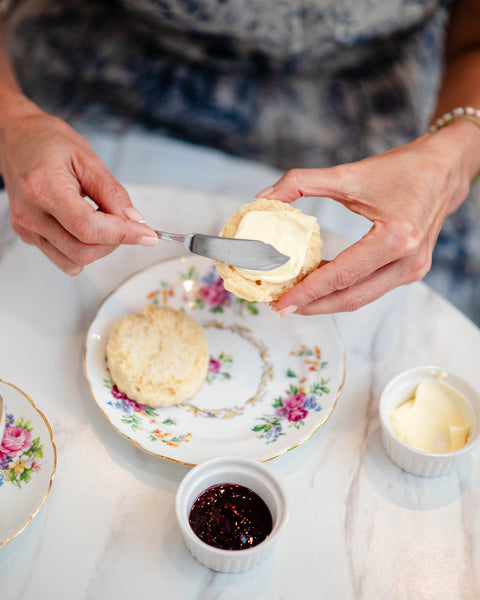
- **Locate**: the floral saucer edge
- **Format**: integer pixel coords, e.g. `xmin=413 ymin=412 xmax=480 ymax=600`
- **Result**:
xmin=0 ymin=378 xmax=57 ymax=547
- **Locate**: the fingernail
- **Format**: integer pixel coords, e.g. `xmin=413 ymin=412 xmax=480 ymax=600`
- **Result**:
xmin=277 ymin=304 xmax=298 ymax=317
xmin=255 ymin=185 xmax=275 ymax=199
xmin=139 ymin=235 xmax=158 ymax=247
xmin=124 ymin=206 xmax=146 ymax=223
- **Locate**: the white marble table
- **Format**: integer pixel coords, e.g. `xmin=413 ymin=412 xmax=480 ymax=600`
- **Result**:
xmin=1 ymin=131 xmax=480 ymax=599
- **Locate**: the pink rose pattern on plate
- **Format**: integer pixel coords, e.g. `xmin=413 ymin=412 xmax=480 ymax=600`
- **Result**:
xmin=103 ymin=382 xmax=192 ymax=447
xmin=253 ymin=345 xmax=330 ymax=444
xmin=145 ymin=265 xmax=258 ymax=315
xmin=206 ymin=353 xmax=233 ymax=384
xmin=103 ymin=265 xmax=332 ymax=449
xmin=180 ymin=266 xmax=258 ymax=315
xmin=0 ymin=412 xmax=43 ymax=488
xmin=102 ymin=265 xmax=253 ymax=440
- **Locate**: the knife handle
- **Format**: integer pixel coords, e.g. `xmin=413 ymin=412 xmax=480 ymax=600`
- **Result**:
xmin=154 ymin=230 xmax=192 ymax=247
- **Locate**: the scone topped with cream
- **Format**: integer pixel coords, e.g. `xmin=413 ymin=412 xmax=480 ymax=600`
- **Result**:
xmin=215 ymin=198 xmax=322 ymax=302
xmin=106 ymin=305 xmax=209 ymax=407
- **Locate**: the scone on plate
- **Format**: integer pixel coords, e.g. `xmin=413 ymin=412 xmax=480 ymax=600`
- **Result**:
xmin=106 ymin=305 xmax=209 ymax=407
xmin=215 ymin=198 xmax=322 ymax=302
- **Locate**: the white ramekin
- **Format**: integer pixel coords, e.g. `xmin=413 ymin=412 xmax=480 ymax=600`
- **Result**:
xmin=175 ymin=455 xmax=288 ymax=573
xmin=379 ymin=366 xmax=480 ymax=477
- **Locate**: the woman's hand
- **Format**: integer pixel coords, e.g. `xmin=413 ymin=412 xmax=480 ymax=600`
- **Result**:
xmin=0 ymin=101 xmax=158 ymax=275
xmin=258 ymin=124 xmax=479 ymax=316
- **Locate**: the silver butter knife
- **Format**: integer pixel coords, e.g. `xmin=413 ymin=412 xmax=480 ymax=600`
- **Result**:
xmin=154 ymin=229 xmax=289 ymax=271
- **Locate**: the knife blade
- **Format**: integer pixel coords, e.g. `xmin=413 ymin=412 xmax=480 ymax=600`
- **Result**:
xmin=154 ymin=229 xmax=289 ymax=271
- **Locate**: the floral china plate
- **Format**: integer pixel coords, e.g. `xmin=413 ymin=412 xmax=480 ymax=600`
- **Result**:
xmin=84 ymin=256 xmax=345 ymax=464
xmin=0 ymin=379 xmax=56 ymax=546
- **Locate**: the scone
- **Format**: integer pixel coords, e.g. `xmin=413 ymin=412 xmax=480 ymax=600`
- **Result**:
xmin=215 ymin=198 xmax=322 ymax=302
xmin=106 ymin=305 xmax=209 ymax=407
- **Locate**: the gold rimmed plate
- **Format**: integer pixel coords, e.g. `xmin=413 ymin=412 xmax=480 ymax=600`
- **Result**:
xmin=84 ymin=256 xmax=345 ymax=464
xmin=0 ymin=379 xmax=56 ymax=546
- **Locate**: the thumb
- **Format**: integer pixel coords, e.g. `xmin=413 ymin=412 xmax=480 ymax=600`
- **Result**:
xmin=255 ymin=166 xmax=357 ymax=205
xmin=73 ymin=151 xmax=146 ymax=223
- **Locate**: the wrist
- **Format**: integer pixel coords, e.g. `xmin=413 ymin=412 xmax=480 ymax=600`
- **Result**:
xmin=0 ymin=89 xmax=44 ymax=178
xmin=427 ymin=118 xmax=480 ymax=185
xmin=0 ymin=88 xmax=41 ymax=128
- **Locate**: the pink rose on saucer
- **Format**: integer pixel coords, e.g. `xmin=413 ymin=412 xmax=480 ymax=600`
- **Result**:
xmin=286 ymin=407 xmax=308 ymax=422
xmin=0 ymin=425 xmax=32 ymax=459
xmin=208 ymin=358 xmax=222 ymax=374
xmin=276 ymin=393 xmax=308 ymax=422
xmin=201 ymin=283 xmax=224 ymax=306
xmin=283 ymin=393 xmax=305 ymax=411
xmin=201 ymin=278 xmax=232 ymax=308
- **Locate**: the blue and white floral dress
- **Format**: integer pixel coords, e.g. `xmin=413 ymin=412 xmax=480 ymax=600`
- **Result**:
xmin=3 ymin=0 xmax=480 ymax=323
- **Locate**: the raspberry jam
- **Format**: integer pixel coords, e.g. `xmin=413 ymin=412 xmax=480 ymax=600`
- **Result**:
xmin=189 ymin=483 xmax=273 ymax=550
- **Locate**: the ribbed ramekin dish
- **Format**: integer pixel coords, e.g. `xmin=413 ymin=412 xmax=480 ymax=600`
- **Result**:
xmin=175 ymin=455 xmax=288 ymax=573
xmin=379 ymin=366 xmax=480 ymax=477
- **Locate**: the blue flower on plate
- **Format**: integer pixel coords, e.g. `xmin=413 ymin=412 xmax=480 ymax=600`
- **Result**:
xmin=304 ymin=394 xmax=322 ymax=411
xmin=201 ymin=266 xmax=219 ymax=286
xmin=107 ymin=399 xmax=131 ymax=413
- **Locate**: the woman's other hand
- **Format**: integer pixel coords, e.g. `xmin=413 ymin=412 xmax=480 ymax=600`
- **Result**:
xmin=0 ymin=100 xmax=157 ymax=275
xmin=258 ymin=124 xmax=480 ymax=315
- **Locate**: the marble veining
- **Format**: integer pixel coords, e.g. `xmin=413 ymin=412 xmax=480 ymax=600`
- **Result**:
xmin=0 ymin=131 xmax=480 ymax=599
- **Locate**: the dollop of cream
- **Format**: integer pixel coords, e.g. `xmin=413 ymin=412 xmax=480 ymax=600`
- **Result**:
xmin=390 ymin=377 xmax=471 ymax=453
xmin=233 ymin=209 xmax=317 ymax=283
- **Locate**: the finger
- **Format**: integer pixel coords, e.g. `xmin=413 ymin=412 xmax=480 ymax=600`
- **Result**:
xmin=71 ymin=149 xmax=148 ymax=225
xmin=14 ymin=222 xmax=84 ymax=275
xmin=256 ymin=166 xmax=359 ymax=206
xmin=15 ymin=214 xmax=119 ymax=269
xmin=70 ymin=148 xmax=137 ymax=215
xmin=279 ymin=237 xmax=430 ymax=316
xmin=275 ymin=221 xmax=419 ymax=313
xmin=37 ymin=236 xmax=85 ymax=275
xmin=45 ymin=183 xmax=157 ymax=247
xmin=293 ymin=257 xmax=414 ymax=315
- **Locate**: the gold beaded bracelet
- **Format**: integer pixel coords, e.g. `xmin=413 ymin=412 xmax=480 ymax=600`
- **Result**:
xmin=429 ymin=107 xmax=480 ymax=181
xmin=429 ymin=106 xmax=480 ymax=133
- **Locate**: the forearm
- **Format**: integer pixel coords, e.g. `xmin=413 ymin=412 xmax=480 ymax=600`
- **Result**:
xmin=0 ymin=20 xmax=38 ymax=128
xmin=431 ymin=45 xmax=480 ymax=184
xmin=0 ymin=19 xmax=19 ymax=91
xmin=427 ymin=0 xmax=480 ymax=184
xmin=433 ymin=50 xmax=480 ymax=119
